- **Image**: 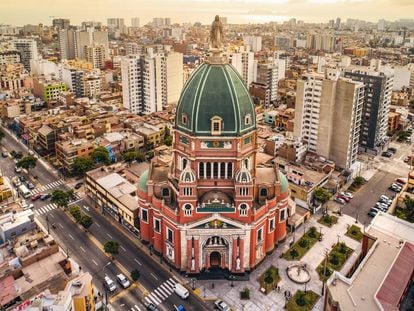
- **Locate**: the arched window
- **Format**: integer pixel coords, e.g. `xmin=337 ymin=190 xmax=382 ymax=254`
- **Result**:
xmin=211 ymin=116 xmax=223 ymax=135
xmin=182 ymin=158 xmax=188 ymax=170
xmin=181 ymin=113 xmax=188 ymax=125
xmin=227 ymin=162 xmax=233 ymax=178
xmin=206 ymin=162 xmax=211 ymax=178
xmin=162 ymin=188 xmax=170 ymax=197
xmin=199 ymin=162 xmax=204 ymax=178
xmin=184 ymin=204 xmax=193 ymax=216
xmin=239 ymin=203 xmax=248 ymax=216
xmin=260 ymin=188 xmax=268 ymax=197
xmin=213 ymin=162 xmax=219 ymax=178
xmin=220 ymin=163 xmax=226 ymax=179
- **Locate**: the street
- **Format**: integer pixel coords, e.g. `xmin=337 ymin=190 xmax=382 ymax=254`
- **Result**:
xmin=0 ymin=126 xmax=211 ymax=311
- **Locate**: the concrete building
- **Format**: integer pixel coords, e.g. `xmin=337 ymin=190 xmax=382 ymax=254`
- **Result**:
xmin=343 ymin=66 xmax=393 ymax=154
xmin=307 ymin=33 xmax=335 ymax=52
xmin=13 ymin=38 xmax=38 ymax=71
xmin=121 ymin=48 xmax=183 ymax=114
xmin=33 ymin=78 xmax=67 ymax=103
xmin=0 ymin=50 xmax=20 ymax=65
xmin=59 ymin=29 xmax=76 ymax=60
xmin=0 ymin=209 xmax=36 ymax=243
xmin=107 ymin=18 xmax=126 ymax=34
xmin=254 ymin=59 xmax=284 ymax=107
xmin=243 ymin=36 xmax=262 ymax=52
xmin=56 ymin=138 xmax=95 ymax=172
xmin=62 ymin=66 xmax=85 ymax=98
xmin=53 ymin=18 xmax=70 ymax=29
xmin=83 ymin=44 xmax=106 ymax=69
xmin=294 ymin=70 xmax=364 ymax=170
xmin=83 ymin=73 xmax=102 ymax=98
xmin=131 ymin=17 xmax=140 ymax=28
xmin=228 ymin=47 xmax=256 ymax=87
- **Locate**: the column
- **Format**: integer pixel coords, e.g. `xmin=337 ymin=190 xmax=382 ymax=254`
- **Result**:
xmin=225 ymin=162 xmax=228 ymax=179
xmin=210 ymin=162 xmax=213 ymax=179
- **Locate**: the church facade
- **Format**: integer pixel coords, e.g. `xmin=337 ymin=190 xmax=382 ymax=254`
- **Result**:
xmin=137 ymin=51 xmax=294 ymax=275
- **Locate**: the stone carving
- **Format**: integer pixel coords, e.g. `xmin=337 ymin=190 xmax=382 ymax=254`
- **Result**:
xmin=210 ymin=15 xmax=223 ymax=49
xmin=236 ymin=257 xmax=241 ymax=270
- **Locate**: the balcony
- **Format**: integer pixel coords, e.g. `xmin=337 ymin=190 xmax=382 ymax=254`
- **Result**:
xmin=196 ymin=202 xmax=236 ymax=213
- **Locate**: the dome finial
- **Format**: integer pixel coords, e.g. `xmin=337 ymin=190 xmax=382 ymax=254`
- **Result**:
xmin=210 ymin=15 xmax=223 ymax=50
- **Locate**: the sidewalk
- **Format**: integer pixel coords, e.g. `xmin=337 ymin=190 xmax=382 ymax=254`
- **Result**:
xmin=195 ymin=214 xmax=363 ymax=311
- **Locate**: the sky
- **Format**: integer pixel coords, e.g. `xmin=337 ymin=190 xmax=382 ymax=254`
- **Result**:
xmin=1 ymin=0 xmax=413 ymax=26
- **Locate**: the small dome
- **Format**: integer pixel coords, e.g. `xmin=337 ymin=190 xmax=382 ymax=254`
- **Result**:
xmin=279 ymin=171 xmax=289 ymax=193
xmin=139 ymin=170 xmax=149 ymax=192
xmin=235 ymin=165 xmax=252 ymax=183
xmin=180 ymin=164 xmax=196 ymax=183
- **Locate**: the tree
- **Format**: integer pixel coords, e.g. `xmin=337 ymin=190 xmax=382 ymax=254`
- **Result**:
xmin=104 ymin=240 xmax=120 ymax=258
xmin=353 ymin=176 xmax=365 ymax=186
xmin=123 ymin=151 xmax=146 ymax=165
xmin=313 ymin=188 xmax=331 ymax=204
xmin=72 ymin=157 xmax=94 ymax=176
xmin=51 ymin=189 xmax=71 ymax=209
xmin=130 ymin=269 xmax=141 ymax=281
xmin=92 ymin=146 xmax=111 ymax=165
xmin=308 ymin=226 xmax=317 ymax=238
xmin=69 ymin=205 xmax=82 ymax=222
xmin=164 ymin=135 xmax=173 ymax=147
xmin=80 ymin=214 xmax=93 ymax=229
xmin=16 ymin=155 xmax=37 ymax=174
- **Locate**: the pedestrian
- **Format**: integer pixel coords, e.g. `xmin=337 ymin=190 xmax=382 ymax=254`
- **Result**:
xmin=212 ymin=282 xmax=215 ymax=289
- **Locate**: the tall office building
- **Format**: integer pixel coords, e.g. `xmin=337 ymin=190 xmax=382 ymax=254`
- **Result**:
xmin=13 ymin=38 xmax=38 ymax=71
xmin=228 ymin=47 xmax=256 ymax=87
xmin=343 ymin=66 xmax=394 ymax=153
xmin=335 ymin=17 xmax=341 ymax=29
xmin=107 ymin=18 xmax=125 ymax=33
xmin=254 ymin=59 xmax=284 ymax=106
xmin=131 ymin=17 xmax=140 ymax=28
xmin=83 ymin=44 xmax=106 ymax=69
xmin=294 ymin=70 xmax=364 ymax=169
xmin=52 ymin=18 xmax=70 ymax=30
xmin=59 ymin=29 xmax=76 ymax=60
xmin=307 ymin=33 xmax=335 ymax=52
xmin=243 ymin=36 xmax=262 ymax=52
xmin=121 ymin=48 xmax=183 ymax=114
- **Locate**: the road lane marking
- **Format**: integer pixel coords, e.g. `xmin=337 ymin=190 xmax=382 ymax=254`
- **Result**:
xmin=150 ymin=273 xmax=158 ymax=281
xmin=134 ymin=258 xmax=142 ymax=266
xmin=58 ymin=223 xmax=63 ymax=229
xmin=120 ymin=246 xmax=126 ymax=252
xmin=95 ymin=222 xmax=101 ymax=227
xmin=154 ymin=288 xmax=168 ymax=299
xmin=134 ymin=305 xmax=142 ymax=311
xmin=83 ymin=205 xmax=90 ymax=211
xmin=92 ymin=259 xmax=98 ymax=266
xmin=107 ymin=233 xmax=113 ymax=239
xmin=49 ymin=213 xmax=54 ymax=218
xmin=80 ymin=246 xmax=86 ymax=252
xmin=68 ymin=234 xmax=74 ymax=240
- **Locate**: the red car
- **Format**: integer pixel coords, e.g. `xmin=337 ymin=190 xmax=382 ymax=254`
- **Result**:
xmin=337 ymin=195 xmax=350 ymax=203
xmin=31 ymin=193 xmax=42 ymax=201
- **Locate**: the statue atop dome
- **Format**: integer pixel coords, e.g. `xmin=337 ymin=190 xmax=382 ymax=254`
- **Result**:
xmin=210 ymin=15 xmax=223 ymax=49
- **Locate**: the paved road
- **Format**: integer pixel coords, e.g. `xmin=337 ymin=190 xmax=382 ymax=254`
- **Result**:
xmin=0 ymin=126 xmax=211 ymax=311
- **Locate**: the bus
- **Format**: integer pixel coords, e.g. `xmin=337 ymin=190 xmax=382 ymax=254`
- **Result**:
xmin=18 ymin=184 xmax=31 ymax=199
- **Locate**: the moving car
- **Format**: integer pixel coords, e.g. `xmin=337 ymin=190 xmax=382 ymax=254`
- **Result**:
xmin=40 ymin=193 xmax=51 ymax=201
xmin=214 ymin=300 xmax=231 ymax=311
xmin=104 ymin=276 xmax=117 ymax=292
xmin=146 ymin=303 xmax=160 ymax=311
xmin=116 ymin=273 xmax=130 ymax=289
xmin=173 ymin=283 xmax=189 ymax=299
xmin=31 ymin=193 xmax=42 ymax=201
xmin=334 ymin=197 xmax=346 ymax=205
xmin=26 ymin=181 xmax=35 ymax=190
xmin=18 ymin=175 xmax=26 ymax=182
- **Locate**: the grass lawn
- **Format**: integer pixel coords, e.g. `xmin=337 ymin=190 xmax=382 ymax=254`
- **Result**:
xmin=257 ymin=265 xmax=280 ymax=294
xmin=317 ymin=243 xmax=353 ymax=281
xmin=282 ymin=227 xmax=321 ymax=261
xmin=345 ymin=225 xmax=364 ymax=241
xmin=286 ymin=290 xmax=320 ymax=311
xmin=317 ymin=215 xmax=338 ymax=228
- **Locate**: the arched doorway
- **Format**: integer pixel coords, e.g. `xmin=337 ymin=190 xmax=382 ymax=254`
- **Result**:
xmin=210 ymin=251 xmax=221 ymax=267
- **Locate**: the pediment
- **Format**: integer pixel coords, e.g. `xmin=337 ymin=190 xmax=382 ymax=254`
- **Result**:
xmin=185 ymin=213 xmax=246 ymax=230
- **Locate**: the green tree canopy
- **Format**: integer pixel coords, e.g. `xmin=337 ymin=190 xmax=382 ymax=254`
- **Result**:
xmin=130 ymin=269 xmax=140 ymax=281
xmin=80 ymin=214 xmax=93 ymax=229
xmin=353 ymin=176 xmax=365 ymax=186
xmin=92 ymin=146 xmax=111 ymax=165
xmin=123 ymin=151 xmax=146 ymax=164
xmin=313 ymin=188 xmax=331 ymax=204
xmin=164 ymin=135 xmax=173 ymax=146
xmin=72 ymin=157 xmax=94 ymax=176
xmin=51 ymin=189 xmax=71 ymax=209
xmin=104 ymin=240 xmax=120 ymax=258
xmin=16 ymin=155 xmax=37 ymax=173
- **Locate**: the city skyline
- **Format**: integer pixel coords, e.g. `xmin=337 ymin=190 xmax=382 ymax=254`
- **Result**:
xmin=1 ymin=0 xmax=414 ymax=26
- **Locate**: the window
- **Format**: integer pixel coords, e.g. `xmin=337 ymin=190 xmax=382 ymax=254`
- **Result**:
xmin=269 ymin=218 xmax=275 ymax=232
xmin=154 ymin=218 xmax=161 ymax=233
xmin=199 ymin=163 xmax=204 ymax=178
xmin=141 ymin=209 xmax=148 ymax=222
xmin=162 ymin=188 xmax=170 ymax=197
xmin=181 ymin=113 xmax=188 ymax=125
xmin=211 ymin=116 xmax=223 ymax=135
xmin=227 ymin=162 xmax=233 ymax=178
xmin=182 ymin=158 xmax=188 ymax=170
xmin=167 ymin=228 xmax=174 ymax=243
xmin=220 ymin=163 xmax=226 ymax=178
xmin=206 ymin=162 xmax=211 ymax=178
xmin=184 ymin=203 xmax=192 ymax=216
xmin=239 ymin=187 xmax=248 ymax=196
xmin=213 ymin=122 xmax=220 ymax=131
xmin=257 ymin=227 xmax=263 ymax=243
xmin=239 ymin=203 xmax=248 ymax=216
xmin=279 ymin=208 xmax=287 ymax=222
xmin=260 ymin=188 xmax=268 ymax=197
xmin=184 ymin=188 xmax=193 ymax=196
xmin=213 ymin=162 xmax=219 ymax=178
xmin=245 ymin=114 xmax=251 ymax=125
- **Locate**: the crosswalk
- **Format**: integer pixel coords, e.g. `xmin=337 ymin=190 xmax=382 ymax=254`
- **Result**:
xmin=129 ymin=304 xmax=143 ymax=311
xmin=31 ymin=180 xmax=64 ymax=195
xmin=143 ymin=277 xmax=179 ymax=307
xmin=34 ymin=194 xmax=81 ymax=216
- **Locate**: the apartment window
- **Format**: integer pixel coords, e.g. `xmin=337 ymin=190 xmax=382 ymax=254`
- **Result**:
xmin=257 ymin=227 xmax=263 ymax=243
xmin=166 ymin=228 xmax=174 ymax=243
xmin=183 ymin=203 xmax=193 ymax=216
xmin=141 ymin=209 xmax=148 ymax=223
xmin=154 ymin=218 xmax=161 ymax=233
xmin=279 ymin=208 xmax=287 ymax=222
xmin=269 ymin=218 xmax=275 ymax=232
xmin=239 ymin=203 xmax=248 ymax=216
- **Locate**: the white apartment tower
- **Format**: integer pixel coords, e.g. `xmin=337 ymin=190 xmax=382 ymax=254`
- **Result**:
xmin=13 ymin=38 xmax=38 ymax=71
xmin=294 ymin=69 xmax=364 ymax=169
xmin=228 ymin=47 xmax=256 ymax=87
xmin=243 ymin=36 xmax=262 ymax=52
xmin=131 ymin=18 xmax=140 ymax=28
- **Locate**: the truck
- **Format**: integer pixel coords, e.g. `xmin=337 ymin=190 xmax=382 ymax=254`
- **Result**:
xmin=18 ymin=184 xmax=31 ymax=199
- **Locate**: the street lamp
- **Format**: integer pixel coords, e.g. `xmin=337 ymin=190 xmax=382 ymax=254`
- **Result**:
xmin=337 ymin=234 xmax=340 ymax=245
xmin=46 ymin=215 xmax=50 ymax=234
xmin=191 ymin=278 xmax=196 ymax=290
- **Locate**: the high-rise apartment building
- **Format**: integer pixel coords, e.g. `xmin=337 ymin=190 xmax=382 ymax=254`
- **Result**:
xmin=62 ymin=67 xmax=85 ymax=98
xmin=131 ymin=17 xmax=140 ymax=28
xmin=121 ymin=48 xmax=183 ymax=114
xmin=107 ymin=18 xmax=125 ymax=33
xmin=343 ymin=67 xmax=394 ymax=153
xmin=294 ymin=70 xmax=364 ymax=169
xmin=83 ymin=44 xmax=106 ymax=69
xmin=152 ymin=18 xmax=171 ymax=28
xmin=0 ymin=50 xmax=20 ymax=65
xmin=243 ymin=36 xmax=262 ymax=52
xmin=228 ymin=47 xmax=256 ymax=87
xmin=52 ymin=18 xmax=70 ymax=30
xmin=254 ymin=59 xmax=284 ymax=106
xmin=307 ymin=33 xmax=335 ymax=52
xmin=13 ymin=38 xmax=38 ymax=71
xmin=59 ymin=29 xmax=76 ymax=60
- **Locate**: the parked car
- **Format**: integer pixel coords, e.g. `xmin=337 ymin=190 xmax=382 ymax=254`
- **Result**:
xmin=14 ymin=166 xmax=22 ymax=173
xmin=379 ymin=198 xmax=391 ymax=206
xmin=104 ymin=276 xmax=117 ymax=292
xmin=146 ymin=303 xmax=160 ymax=311
xmin=340 ymin=192 xmax=353 ymax=199
xmin=338 ymin=195 xmax=350 ymax=203
xmin=381 ymin=151 xmax=392 ymax=158
xmin=334 ymin=197 xmax=346 ymax=205
xmin=18 ymin=175 xmax=26 ymax=182
xmin=395 ymin=178 xmax=407 ymax=185
xmin=214 ymin=300 xmax=231 ymax=311
xmin=368 ymin=208 xmax=379 ymax=217
xmin=1 ymin=152 xmax=8 ymax=158
xmin=389 ymin=183 xmax=402 ymax=192
xmin=387 ymin=147 xmax=397 ymax=154
xmin=40 ymin=193 xmax=51 ymax=201
xmin=74 ymin=182 xmax=83 ymax=190
xmin=375 ymin=203 xmax=388 ymax=212
xmin=26 ymin=181 xmax=35 ymax=190
xmin=116 ymin=273 xmax=130 ymax=289
xmin=31 ymin=193 xmax=42 ymax=201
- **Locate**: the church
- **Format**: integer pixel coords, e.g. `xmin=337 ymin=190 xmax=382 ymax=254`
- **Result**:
xmin=137 ymin=17 xmax=294 ymax=276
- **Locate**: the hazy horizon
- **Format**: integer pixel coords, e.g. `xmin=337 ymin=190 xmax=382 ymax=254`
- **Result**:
xmin=1 ymin=0 xmax=413 ymax=26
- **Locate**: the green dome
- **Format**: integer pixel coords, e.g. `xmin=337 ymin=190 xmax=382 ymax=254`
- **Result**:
xmin=175 ymin=62 xmax=256 ymax=136
xmin=139 ymin=170 xmax=149 ymax=192
xmin=279 ymin=171 xmax=289 ymax=193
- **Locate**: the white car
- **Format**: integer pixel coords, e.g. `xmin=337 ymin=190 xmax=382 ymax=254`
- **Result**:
xmin=215 ymin=300 xmax=231 ymax=311
xmin=340 ymin=191 xmax=353 ymax=199
xmin=116 ymin=273 xmax=130 ymax=289
xmin=104 ymin=276 xmax=117 ymax=292
xmin=334 ymin=197 xmax=346 ymax=205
